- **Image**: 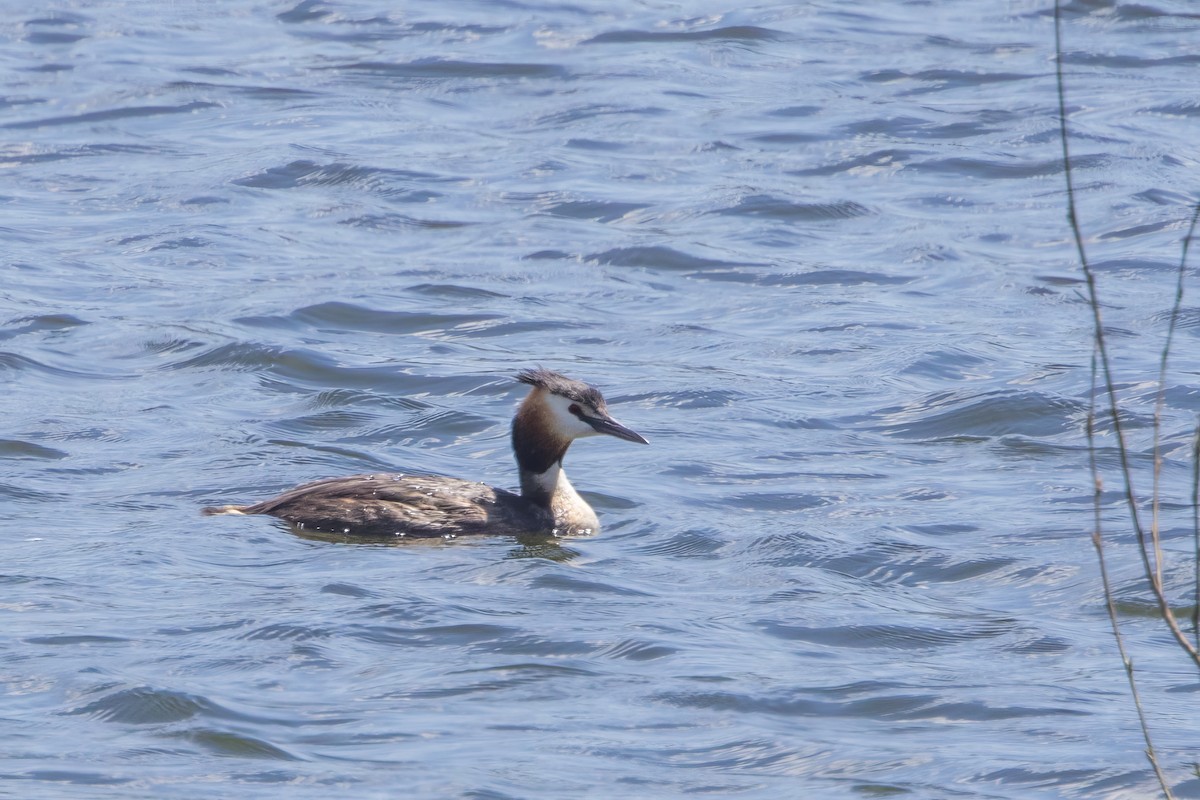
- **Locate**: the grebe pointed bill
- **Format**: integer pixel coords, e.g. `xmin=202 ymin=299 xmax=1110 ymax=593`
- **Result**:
xmin=202 ymin=369 xmax=648 ymax=538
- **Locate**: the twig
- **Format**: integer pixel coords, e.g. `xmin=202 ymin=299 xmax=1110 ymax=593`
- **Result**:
xmin=1161 ymin=203 xmax=1200 ymax=645
xmin=1088 ymin=346 xmax=1175 ymax=799
xmin=1193 ymin=417 xmax=1200 ymax=646
xmin=1054 ymin=0 xmax=1200 ymax=668
xmin=1151 ymin=181 xmax=1200 ymax=606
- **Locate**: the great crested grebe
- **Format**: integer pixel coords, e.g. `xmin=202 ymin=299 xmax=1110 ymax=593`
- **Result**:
xmin=202 ymin=369 xmax=648 ymax=537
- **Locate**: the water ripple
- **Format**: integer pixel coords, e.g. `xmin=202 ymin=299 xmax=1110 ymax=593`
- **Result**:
xmin=4 ymin=101 xmax=219 ymax=130
xmin=759 ymin=618 xmax=1016 ymax=650
xmin=328 ymin=59 xmax=568 ymax=80
xmin=232 ymin=159 xmax=446 ymax=197
xmin=0 ymin=439 xmax=68 ymax=460
xmin=584 ymin=26 xmax=785 ymax=44
xmin=875 ymin=390 xmax=1087 ymax=440
xmin=714 ymin=194 xmax=872 ymax=221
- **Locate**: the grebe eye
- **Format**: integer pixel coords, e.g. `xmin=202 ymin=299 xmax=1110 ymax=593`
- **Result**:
xmin=568 ymin=403 xmax=582 ymax=416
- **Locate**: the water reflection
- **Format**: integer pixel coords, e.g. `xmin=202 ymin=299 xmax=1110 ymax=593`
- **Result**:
xmin=288 ymin=523 xmax=581 ymax=562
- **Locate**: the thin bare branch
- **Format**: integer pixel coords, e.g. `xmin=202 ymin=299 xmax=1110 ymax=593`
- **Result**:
xmin=1054 ymin=0 xmax=1200 ymax=667
xmin=1088 ymin=346 xmax=1175 ymax=799
xmin=1193 ymin=418 xmax=1200 ymax=647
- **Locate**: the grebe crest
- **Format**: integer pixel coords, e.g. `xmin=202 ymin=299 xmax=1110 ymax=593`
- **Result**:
xmin=202 ymin=368 xmax=648 ymax=538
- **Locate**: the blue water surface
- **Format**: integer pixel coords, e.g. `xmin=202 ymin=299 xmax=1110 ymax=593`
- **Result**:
xmin=4 ymin=1 xmax=1200 ymax=797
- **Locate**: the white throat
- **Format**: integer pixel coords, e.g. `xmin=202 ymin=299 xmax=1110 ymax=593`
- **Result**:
xmin=520 ymin=462 xmax=599 ymax=534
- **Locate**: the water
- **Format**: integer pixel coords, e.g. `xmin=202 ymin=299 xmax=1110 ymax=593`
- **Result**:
xmin=4 ymin=0 xmax=1200 ymax=797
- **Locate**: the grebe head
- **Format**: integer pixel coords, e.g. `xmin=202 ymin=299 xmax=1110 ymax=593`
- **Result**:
xmin=515 ymin=368 xmax=648 ymax=445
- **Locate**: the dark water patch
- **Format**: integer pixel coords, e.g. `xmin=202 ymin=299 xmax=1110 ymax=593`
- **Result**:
xmin=180 ymin=195 xmax=229 ymax=207
xmin=436 ymin=319 xmax=594 ymax=340
xmin=320 ymin=582 xmax=377 ymax=598
xmin=166 ymin=343 xmax=489 ymax=397
xmin=657 ymin=685 xmax=1068 ymax=722
xmin=26 ymin=62 xmax=73 ymax=73
xmin=406 ymin=283 xmax=508 ymax=300
xmin=531 ymin=573 xmax=654 ymax=597
xmin=535 ymin=105 xmax=668 ymax=126
xmin=1035 ymin=273 xmax=1085 ymax=287
xmin=585 ymin=245 xmax=758 ymax=271
xmin=5 ymin=770 xmax=132 ymax=787
xmin=720 ymin=492 xmax=833 ymax=512
xmin=0 ymin=97 xmax=45 ymax=113
xmin=163 ymin=341 xmax=316 ymax=372
xmin=349 ymin=622 xmax=522 ymax=649
xmin=903 ymin=523 xmax=979 ymax=536
xmin=876 ymin=390 xmax=1085 ymax=440
xmin=166 ymin=80 xmax=322 ymax=100
xmin=232 ymin=159 xmax=444 ymax=198
xmin=140 ymin=336 xmax=206 ymax=356
xmin=633 ymin=529 xmax=726 ymax=559
xmin=329 ymin=59 xmax=567 ymax=80
xmin=25 ymin=13 xmax=92 ymax=26
xmin=341 ymin=212 xmax=470 ymax=230
xmin=749 ymin=132 xmax=827 ymax=145
xmin=760 ymin=269 xmax=912 ymax=287
xmin=0 ymin=481 xmax=75 ymax=503
xmin=324 ymin=408 xmax=492 ymax=442
xmin=4 ymin=101 xmax=219 ymax=130
xmin=814 ymin=545 xmax=1019 ymax=587
xmin=1157 ymin=384 xmax=1200 ymax=412
xmin=277 ymin=0 xmax=332 ymax=23
xmin=1060 ymin=52 xmax=1200 ymax=69
xmin=790 ymin=148 xmax=921 ymax=177
xmin=238 ymin=623 xmax=331 ymax=642
xmin=582 ymin=490 xmax=640 ymax=514
xmin=399 ymin=662 xmax=599 ymax=700
xmin=1134 ymin=187 xmax=1197 ymax=206
xmin=1148 ymin=100 xmax=1200 ymax=117
xmin=26 ymin=634 xmax=129 ymax=645
xmin=157 ymin=620 xmax=253 ymax=638
xmin=0 ymin=142 xmax=162 ymax=167
xmin=357 ymin=598 xmax=524 ymax=623
xmin=584 ymin=26 xmax=784 ymax=44
xmin=638 ymin=388 xmax=740 ymax=409
xmin=456 ymin=663 xmax=598 ymax=681
xmin=1 ymin=573 xmax=71 ymax=588
xmin=565 ymin=138 xmax=625 ymax=151
xmin=1008 ymin=636 xmax=1071 ymax=655
xmin=23 ymin=31 xmax=88 ymax=45
xmin=911 ymin=154 xmax=1107 ymax=180
xmin=0 ymin=439 xmax=69 ymax=460
xmin=863 ymin=68 xmax=1034 ymax=91
xmin=1096 ymin=219 xmax=1178 ymax=240
xmin=994 ymin=434 xmax=1096 ymax=461
xmin=713 ymin=195 xmax=871 ymax=221
xmin=307 ymin=388 xmax=430 ymax=412
xmin=760 ymin=618 xmax=1015 ymax=650
xmin=406 ymin=21 xmax=510 ymax=37
xmin=149 ymin=235 xmax=210 ymax=251
xmin=597 ymin=639 xmax=677 ymax=661
xmin=844 ymin=117 xmax=996 ymax=140
xmin=689 ymin=268 xmax=912 ymax=287
xmin=291 ymin=301 xmax=503 ymax=335
xmin=891 ymin=699 xmax=1081 ymax=722
xmin=175 ymin=729 xmax=302 ymax=761
xmin=0 ymin=351 xmax=134 ymax=381
xmin=66 ymin=686 xmax=210 ymax=725
xmin=603 ymin=736 xmax=813 ymax=776
xmin=522 ymin=249 xmax=572 ymax=261
xmin=899 ymin=346 xmax=993 ymax=381
xmin=767 ymin=105 xmax=820 ymax=117
xmin=538 ymin=200 xmax=649 ymax=223
xmin=1090 ymin=257 xmax=1178 ymax=273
